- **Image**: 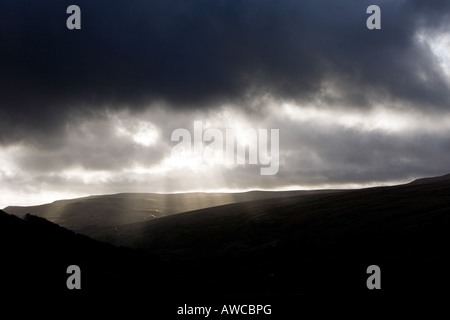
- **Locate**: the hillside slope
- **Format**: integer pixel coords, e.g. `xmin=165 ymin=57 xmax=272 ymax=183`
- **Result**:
xmin=2 ymin=174 xmax=450 ymax=309
xmin=89 ymin=174 xmax=450 ymax=298
xmin=3 ymin=190 xmax=334 ymax=232
xmin=0 ymin=210 xmax=163 ymax=298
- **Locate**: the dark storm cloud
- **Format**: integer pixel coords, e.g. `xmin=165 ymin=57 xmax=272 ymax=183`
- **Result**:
xmin=1 ymin=0 xmax=450 ymax=145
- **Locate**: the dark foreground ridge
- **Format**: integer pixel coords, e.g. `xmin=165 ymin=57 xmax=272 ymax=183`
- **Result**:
xmin=2 ymin=174 xmax=450 ymax=315
xmin=0 ymin=211 xmax=163 ymax=294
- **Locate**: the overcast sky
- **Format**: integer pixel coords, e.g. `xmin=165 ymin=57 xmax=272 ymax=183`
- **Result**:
xmin=1 ymin=0 xmax=450 ymax=207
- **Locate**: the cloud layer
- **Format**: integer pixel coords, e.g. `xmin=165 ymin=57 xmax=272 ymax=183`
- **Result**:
xmin=1 ymin=0 xmax=450 ymax=206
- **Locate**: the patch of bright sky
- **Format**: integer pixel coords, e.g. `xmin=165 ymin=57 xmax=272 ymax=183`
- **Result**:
xmin=0 ymin=145 xmax=21 ymax=177
xmin=417 ymin=28 xmax=450 ymax=78
xmin=112 ymin=115 xmax=159 ymax=147
xmin=280 ymin=103 xmax=450 ymax=134
xmin=58 ymin=167 xmax=113 ymax=185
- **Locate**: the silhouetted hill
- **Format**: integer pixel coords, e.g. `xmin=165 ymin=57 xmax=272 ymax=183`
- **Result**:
xmin=3 ymin=174 xmax=450 ymax=314
xmin=87 ymin=174 xmax=450 ymax=300
xmin=0 ymin=209 xmax=164 ymax=301
xmin=3 ymin=190 xmax=336 ymax=232
xmin=408 ymin=173 xmax=450 ymax=185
